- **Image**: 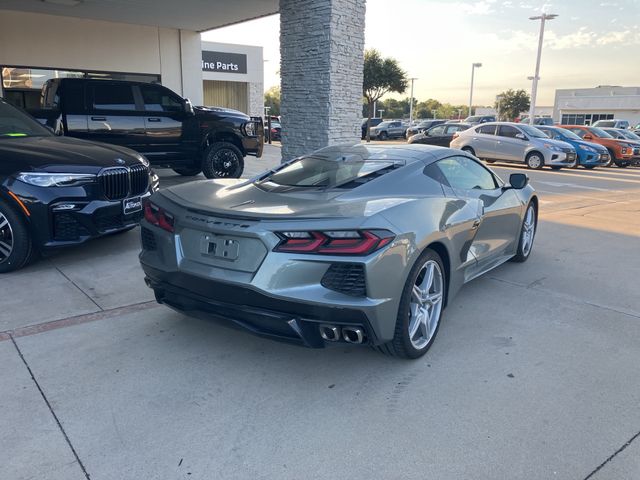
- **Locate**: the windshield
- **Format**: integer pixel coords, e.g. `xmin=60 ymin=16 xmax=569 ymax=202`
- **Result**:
xmin=519 ymin=124 xmax=547 ymax=138
xmin=588 ymin=127 xmax=613 ymax=138
xmin=263 ymin=156 xmax=397 ymax=188
xmin=620 ymin=130 xmax=640 ymax=140
xmin=550 ymin=128 xmax=581 ymax=140
xmin=0 ymin=101 xmax=52 ymax=138
xmin=376 ymin=122 xmax=391 ymax=128
xmin=465 ymin=116 xmax=480 ymax=122
xmin=594 ymin=121 xmax=614 ymax=127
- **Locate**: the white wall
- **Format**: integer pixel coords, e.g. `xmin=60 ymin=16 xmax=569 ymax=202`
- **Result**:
xmin=553 ymin=86 xmax=640 ymax=124
xmin=0 ymin=10 xmax=202 ymax=103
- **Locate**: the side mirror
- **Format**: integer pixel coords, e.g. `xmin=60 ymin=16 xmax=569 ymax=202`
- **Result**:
xmin=509 ymin=173 xmax=528 ymax=189
xmin=583 ymin=134 xmax=593 ymax=140
xmin=515 ymin=133 xmax=527 ymax=140
xmin=183 ymin=98 xmax=195 ymax=116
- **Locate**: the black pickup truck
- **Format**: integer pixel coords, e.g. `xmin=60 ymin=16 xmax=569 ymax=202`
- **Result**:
xmin=29 ymin=78 xmax=263 ymax=178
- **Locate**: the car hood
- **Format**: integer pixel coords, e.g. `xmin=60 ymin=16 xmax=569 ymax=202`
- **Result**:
xmin=194 ymin=105 xmax=250 ymax=122
xmin=572 ymin=139 xmax=608 ymax=152
xmin=161 ymin=179 xmax=413 ymax=220
xmin=0 ymin=136 xmax=145 ymax=173
xmin=541 ymin=138 xmax=575 ymax=150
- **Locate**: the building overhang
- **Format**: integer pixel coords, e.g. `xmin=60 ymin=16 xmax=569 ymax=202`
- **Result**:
xmin=0 ymin=0 xmax=279 ymax=31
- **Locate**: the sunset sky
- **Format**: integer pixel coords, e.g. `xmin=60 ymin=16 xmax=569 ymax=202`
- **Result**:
xmin=202 ymin=0 xmax=640 ymax=106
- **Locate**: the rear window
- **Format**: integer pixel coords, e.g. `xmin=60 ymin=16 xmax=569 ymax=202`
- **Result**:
xmin=262 ymin=156 xmax=400 ymax=189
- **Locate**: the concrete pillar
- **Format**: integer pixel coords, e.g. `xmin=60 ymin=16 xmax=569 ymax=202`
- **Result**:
xmin=279 ymin=0 xmax=366 ymax=160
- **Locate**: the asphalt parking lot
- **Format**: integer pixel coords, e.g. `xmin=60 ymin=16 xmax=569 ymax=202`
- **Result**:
xmin=2 ymin=144 xmax=640 ymax=480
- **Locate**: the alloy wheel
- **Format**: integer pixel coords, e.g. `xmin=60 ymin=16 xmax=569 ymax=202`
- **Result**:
xmin=527 ymin=154 xmax=543 ymax=169
xmin=212 ymin=149 xmax=240 ymax=177
xmin=408 ymin=260 xmax=444 ymax=350
xmin=0 ymin=212 xmax=14 ymax=264
xmin=521 ymin=205 xmax=536 ymax=256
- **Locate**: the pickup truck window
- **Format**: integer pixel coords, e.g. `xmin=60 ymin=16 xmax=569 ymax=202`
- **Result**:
xmin=92 ymin=84 xmax=136 ymax=111
xmin=140 ymin=85 xmax=183 ymax=113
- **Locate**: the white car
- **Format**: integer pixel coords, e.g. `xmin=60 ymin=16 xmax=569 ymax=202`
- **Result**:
xmin=450 ymin=122 xmax=577 ymax=170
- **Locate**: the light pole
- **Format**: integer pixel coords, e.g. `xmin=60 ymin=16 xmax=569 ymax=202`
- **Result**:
xmin=528 ymin=12 xmax=557 ymax=125
xmin=431 ymin=109 xmax=437 ymax=119
xmin=409 ymin=77 xmax=418 ymax=123
xmin=527 ymin=75 xmax=539 ymax=122
xmin=496 ymin=94 xmax=504 ymax=121
xmin=468 ymin=62 xmax=482 ymax=117
xmin=378 ymin=109 xmax=385 ymax=120
xmin=457 ymin=108 xmax=463 ymax=120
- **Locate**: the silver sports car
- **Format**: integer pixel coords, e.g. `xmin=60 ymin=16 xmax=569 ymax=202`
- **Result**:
xmin=140 ymin=144 xmax=537 ymax=358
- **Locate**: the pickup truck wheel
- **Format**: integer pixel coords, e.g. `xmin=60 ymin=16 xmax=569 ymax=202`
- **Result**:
xmin=0 ymin=202 xmax=35 ymax=273
xmin=172 ymin=166 xmax=202 ymax=176
xmin=202 ymin=142 xmax=244 ymax=179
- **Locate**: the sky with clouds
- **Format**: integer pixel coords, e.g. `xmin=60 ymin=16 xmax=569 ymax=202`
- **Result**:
xmin=202 ymin=0 xmax=640 ymax=106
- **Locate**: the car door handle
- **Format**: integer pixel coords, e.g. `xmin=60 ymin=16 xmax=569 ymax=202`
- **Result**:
xmin=91 ymin=116 xmax=106 ymax=121
xmin=471 ymin=218 xmax=482 ymax=229
xmin=147 ymin=117 xmax=161 ymax=122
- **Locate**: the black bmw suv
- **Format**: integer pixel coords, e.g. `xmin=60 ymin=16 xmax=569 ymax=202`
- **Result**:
xmin=0 ymin=99 xmax=158 ymax=272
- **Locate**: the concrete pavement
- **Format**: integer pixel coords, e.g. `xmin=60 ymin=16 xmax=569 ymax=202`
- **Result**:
xmin=2 ymin=147 xmax=640 ymax=480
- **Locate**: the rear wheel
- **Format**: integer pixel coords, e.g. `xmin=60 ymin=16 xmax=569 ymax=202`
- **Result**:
xmin=526 ymin=151 xmax=544 ymax=169
xmin=0 ymin=201 xmax=35 ymax=273
xmin=172 ymin=166 xmax=202 ymax=176
xmin=584 ymin=165 xmax=596 ymax=169
xmin=202 ymin=142 xmax=244 ymax=179
xmin=550 ymin=166 xmax=562 ymax=170
xmin=376 ymin=248 xmax=446 ymax=359
xmin=461 ymin=146 xmax=476 ymax=157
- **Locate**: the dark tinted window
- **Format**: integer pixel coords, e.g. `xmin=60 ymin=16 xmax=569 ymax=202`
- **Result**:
xmin=497 ymin=125 xmax=521 ymax=138
xmin=0 ymin=101 xmax=52 ymax=138
xmin=140 ymin=85 xmax=183 ymax=112
xmin=92 ymin=84 xmax=136 ymax=111
xmin=477 ymin=125 xmax=496 ymax=135
xmin=62 ymin=82 xmax=85 ymax=113
xmin=445 ymin=125 xmax=464 ymax=135
xmin=436 ymin=156 xmax=497 ymax=190
xmin=429 ymin=125 xmax=446 ymax=136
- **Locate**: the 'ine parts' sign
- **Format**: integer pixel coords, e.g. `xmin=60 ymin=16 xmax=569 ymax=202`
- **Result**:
xmin=202 ymin=51 xmax=248 ymax=74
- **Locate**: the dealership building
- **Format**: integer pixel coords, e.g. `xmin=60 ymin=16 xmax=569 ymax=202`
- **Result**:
xmin=0 ymin=0 xmax=365 ymax=160
xmin=553 ymin=86 xmax=640 ymax=126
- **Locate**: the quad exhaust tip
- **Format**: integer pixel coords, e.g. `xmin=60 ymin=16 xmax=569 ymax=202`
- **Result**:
xmin=319 ymin=324 xmax=340 ymax=342
xmin=342 ymin=327 xmax=364 ymax=344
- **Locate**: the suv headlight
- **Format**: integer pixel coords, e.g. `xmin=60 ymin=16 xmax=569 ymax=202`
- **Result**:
xmin=578 ymin=144 xmax=597 ymax=152
xmin=17 ymin=172 xmax=96 ymax=187
xmin=243 ymin=121 xmax=257 ymax=137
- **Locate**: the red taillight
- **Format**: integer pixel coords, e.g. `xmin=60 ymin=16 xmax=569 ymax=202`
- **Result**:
xmin=274 ymin=230 xmax=394 ymax=255
xmin=143 ymin=201 xmax=174 ymax=233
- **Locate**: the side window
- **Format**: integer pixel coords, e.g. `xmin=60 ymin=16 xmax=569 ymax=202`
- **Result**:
xmin=445 ymin=125 xmax=462 ymax=135
xmin=436 ymin=156 xmax=497 ymax=191
xmin=140 ymin=85 xmax=183 ymax=113
xmin=429 ymin=125 xmax=446 ymax=136
xmin=477 ymin=125 xmax=496 ymax=135
xmin=497 ymin=125 xmax=520 ymax=138
xmin=91 ymin=84 xmax=136 ymax=111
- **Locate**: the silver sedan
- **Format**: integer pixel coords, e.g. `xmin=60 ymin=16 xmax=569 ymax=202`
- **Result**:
xmin=140 ymin=144 xmax=538 ymax=358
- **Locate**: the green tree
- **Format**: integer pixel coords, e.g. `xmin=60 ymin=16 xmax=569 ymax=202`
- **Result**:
xmin=264 ymin=86 xmax=281 ymax=117
xmin=415 ymin=99 xmax=442 ymax=119
xmin=362 ymin=49 xmax=408 ymax=140
xmin=495 ymin=89 xmax=530 ymax=121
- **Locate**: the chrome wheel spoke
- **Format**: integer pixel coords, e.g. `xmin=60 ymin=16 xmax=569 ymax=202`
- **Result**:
xmin=0 ymin=240 xmax=11 ymax=258
xmin=0 ymin=218 xmax=8 ymax=230
xmin=408 ymin=259 xmax=443 ymax=350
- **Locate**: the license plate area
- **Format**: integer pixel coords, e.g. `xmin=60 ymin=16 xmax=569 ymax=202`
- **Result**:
xmin=123 ymin=196 xmax=142 ymax=215
xmin=201 ymin=234 xmax=240 ymax=261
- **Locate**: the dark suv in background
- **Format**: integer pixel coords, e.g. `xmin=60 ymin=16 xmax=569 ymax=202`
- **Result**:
xmin=29 ymin=78 xmax=264 ymax=178
xmin=0 ymin=99 xmax=158 ymax=272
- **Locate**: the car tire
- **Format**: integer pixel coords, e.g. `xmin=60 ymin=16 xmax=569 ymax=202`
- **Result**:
xmin=379 ymin=131 xmax=388 ymax=141
xmin=172 ymin=166 xmax=202 ymax=176
xmin=461 ymin=146 xmax=476 ymax=157
xmin=485 ymin=159 xmax=496 ymax=163
xmin=525 ymin=151 xmax=544 ymax=169
xmin=376 ymin=248 xmax=446 ymax=359
xmin=550 ymin=166 xmax=562 ymax=170
xmin=605 ymin=149 xmax=616 ymax=167
xmin=584 ymin=165 xmax=596 ymax=169
xmin=202 ymin=142 xmax=244 ymax=179
xmin=0 ymin=201 xmax=35 ymax=273
xmin=615 ymin=161 xmax=628 ymax=168
xmin=510 ymin=202 xmax=537 ymax=263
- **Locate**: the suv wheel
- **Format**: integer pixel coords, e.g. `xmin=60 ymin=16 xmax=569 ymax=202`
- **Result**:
xmin=526 ymin=151 xmax=544 ymax=169
xmin=378 ymin=131 xmax=388 ymax=141
xmin=0 ymin=202 xmax=35 ymax=273
xmin=202 ymin=142 xmax=244 ymax=178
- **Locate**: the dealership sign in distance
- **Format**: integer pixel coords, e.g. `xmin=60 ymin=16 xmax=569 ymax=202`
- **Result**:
xmin=202 ymin=51 xmax=248 ymax=74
